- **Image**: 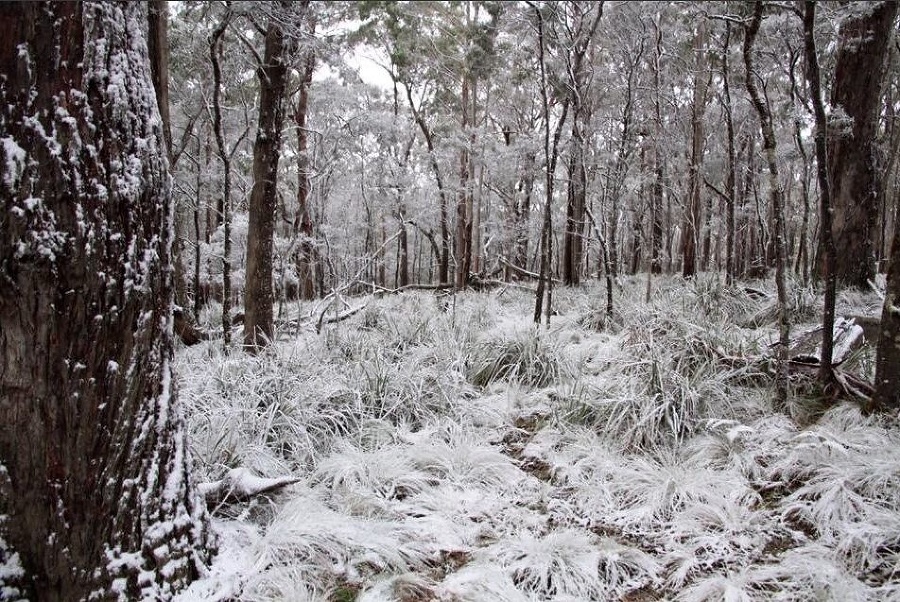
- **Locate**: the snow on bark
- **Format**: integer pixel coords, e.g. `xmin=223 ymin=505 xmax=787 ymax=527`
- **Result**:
xmin=0 ymin=2 xmax=211 ymax=599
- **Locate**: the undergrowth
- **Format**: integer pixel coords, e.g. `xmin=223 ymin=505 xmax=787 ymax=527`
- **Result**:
xmin=174 ymin=276 xmax=899 ymax=602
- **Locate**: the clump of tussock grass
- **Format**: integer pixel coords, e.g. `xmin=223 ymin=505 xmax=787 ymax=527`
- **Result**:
xmin=310 ymin=441 xmax=434 ymax=516
xmin=746 ymin=542 xmax=870 ymax=601
xmin=606 ymin=451 xmax=759 ymax=532
xmin=685 ymin=273 xmax=759 ymax=320
xmin=467 ymin=324 xmax=573 ymax=389
xmin=485 ymin=529 xmax=607 ymax=599
xmin=739 ymin=277 xmax=820 ymax=330
xmin=179 ymin=341 xmax=333 ymax=476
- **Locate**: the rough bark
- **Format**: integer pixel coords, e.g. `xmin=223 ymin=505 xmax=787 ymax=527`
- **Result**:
xmin=245 ymin=18 xmax=291 ymax=352
xmin=0 ymin=3 xmax=211 ymax=599
xmin=827 ymin=1 xmax=898 ymax=289
xmin=564 ymin=108 xmax=589 ymax=285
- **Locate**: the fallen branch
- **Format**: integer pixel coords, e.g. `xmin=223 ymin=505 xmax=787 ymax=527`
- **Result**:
xmin=316 ymin=300 xmax=368 ymax=333
xmin=499 ymin=257 xmax=558 ymax=283
xmin=197 ymin=468 xmax=301 ymax=507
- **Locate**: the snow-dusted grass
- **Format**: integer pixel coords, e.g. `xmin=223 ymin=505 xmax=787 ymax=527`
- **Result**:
xmin=173 ymin=277 xmax=900 ymax=601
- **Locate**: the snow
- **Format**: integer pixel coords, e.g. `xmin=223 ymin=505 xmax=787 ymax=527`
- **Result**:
xmin=171 ymin=278 xmax=900 ymax=601
xmin=1 ymin=136 xmax=26 ymax=188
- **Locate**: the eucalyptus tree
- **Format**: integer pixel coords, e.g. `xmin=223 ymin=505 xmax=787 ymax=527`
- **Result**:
xmin=0 ymin=2 xmax=212 ymax=597
xmin=484 ymin=7 xmax=543 ymax=280
xmin=243 ymin=2 xmax=298 ymax=352
xmin=357 ymin=1 xmax=456 ymax=284
xmin=827 ymin=1 xmax=898 ymax=289
xmin=801 ymin=0 xmax=837 ymax=387
xmin=560 ymin=1 xmax=603 ymax=286
xmin=744 ymin=1 xmax=790 ymax=405
xmin=875 ymin=186 xmax=900 ymax=410
xmin=682 ymin=16 xmax=712 ymax=278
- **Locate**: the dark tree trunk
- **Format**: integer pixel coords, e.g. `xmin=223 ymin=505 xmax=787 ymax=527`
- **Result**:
xmin=564 ymin=114 xmax=588 ymax=285
xmin=721 ymin=21 xmax=737 ymax=286
xmin=827 ymin=1 xmax=898 ymax=289
xmin=874 ymin=194 xmax=900 ymax=409
xmin=210 ymin=12 xmax=233 ymax=347
xmin=804 ymin=1 xmax=838 ymax=387
xmin=0 ymin=3 xmax=211 ymax=599
xmin=651 ymin=157 xmax=665 ymax=274
xmin=245 ymin=18 xmax=291 ymax=352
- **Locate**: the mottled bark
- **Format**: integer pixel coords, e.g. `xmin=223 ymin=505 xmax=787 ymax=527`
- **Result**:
xmin=0 ymin=2 xmax=211 ymax=599
xmin=245 ymin=19 xmax=291 ymax=352
xmin=745 ymin=1 xmax=790 ymax=406
xmin=827 ymin=1 xmax=898 ymax=288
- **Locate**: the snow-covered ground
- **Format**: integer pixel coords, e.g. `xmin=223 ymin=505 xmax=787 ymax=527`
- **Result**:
xmin=174 ymin=276 xmax=900 ymax=601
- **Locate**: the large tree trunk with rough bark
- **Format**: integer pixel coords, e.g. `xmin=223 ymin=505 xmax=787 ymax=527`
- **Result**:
xmin=0 ymin=3 xmax=211 ymax=599
xmin=245 ymin=18 xmax=291 ymax=352
xmin=827 ymin=1 xmax=898 ymax=289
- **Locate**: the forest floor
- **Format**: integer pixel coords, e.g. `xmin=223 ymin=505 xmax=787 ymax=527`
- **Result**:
xmin=174 ymin=274 xmax=900 ymax=602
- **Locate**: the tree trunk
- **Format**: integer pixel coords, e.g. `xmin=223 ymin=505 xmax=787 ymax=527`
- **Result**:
xmin=455 ymin=73 xmax=473 ymax=290
xmin=745 ymin=1 xmax=790 ymax=406
xmin=209 ymin=12 xmax=233 ymax=346
xmin=0 ymin=3 xmax=211 ymax=599
xmin=721 ymin=21 xmax=737 ymax=286
xmin=874 ymin=192 xmax=900 ymax=409
xmin=245 ymin=18 xmax=291 ymax=352
xmin=803 ymin=1 xmax=838 ymax=387
xmin=682 ymin=21 xmax=709 ymax=279
xmin=398 ymin=218 xmax=410 ymax=287
xmin=514 ymin=152 xmax=535 ymax=278
xmin=564 ymin=112 xmax=589 ymax=285
xmin=403 ymin=82 xmax=451 ymax=284
xmin=827 ymin=0 xmax=898 ymax=289
xmin=294 ymin=29 xmax=317 ymax=301
xmin=149 ymin=0 xmax=190 ymax=313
